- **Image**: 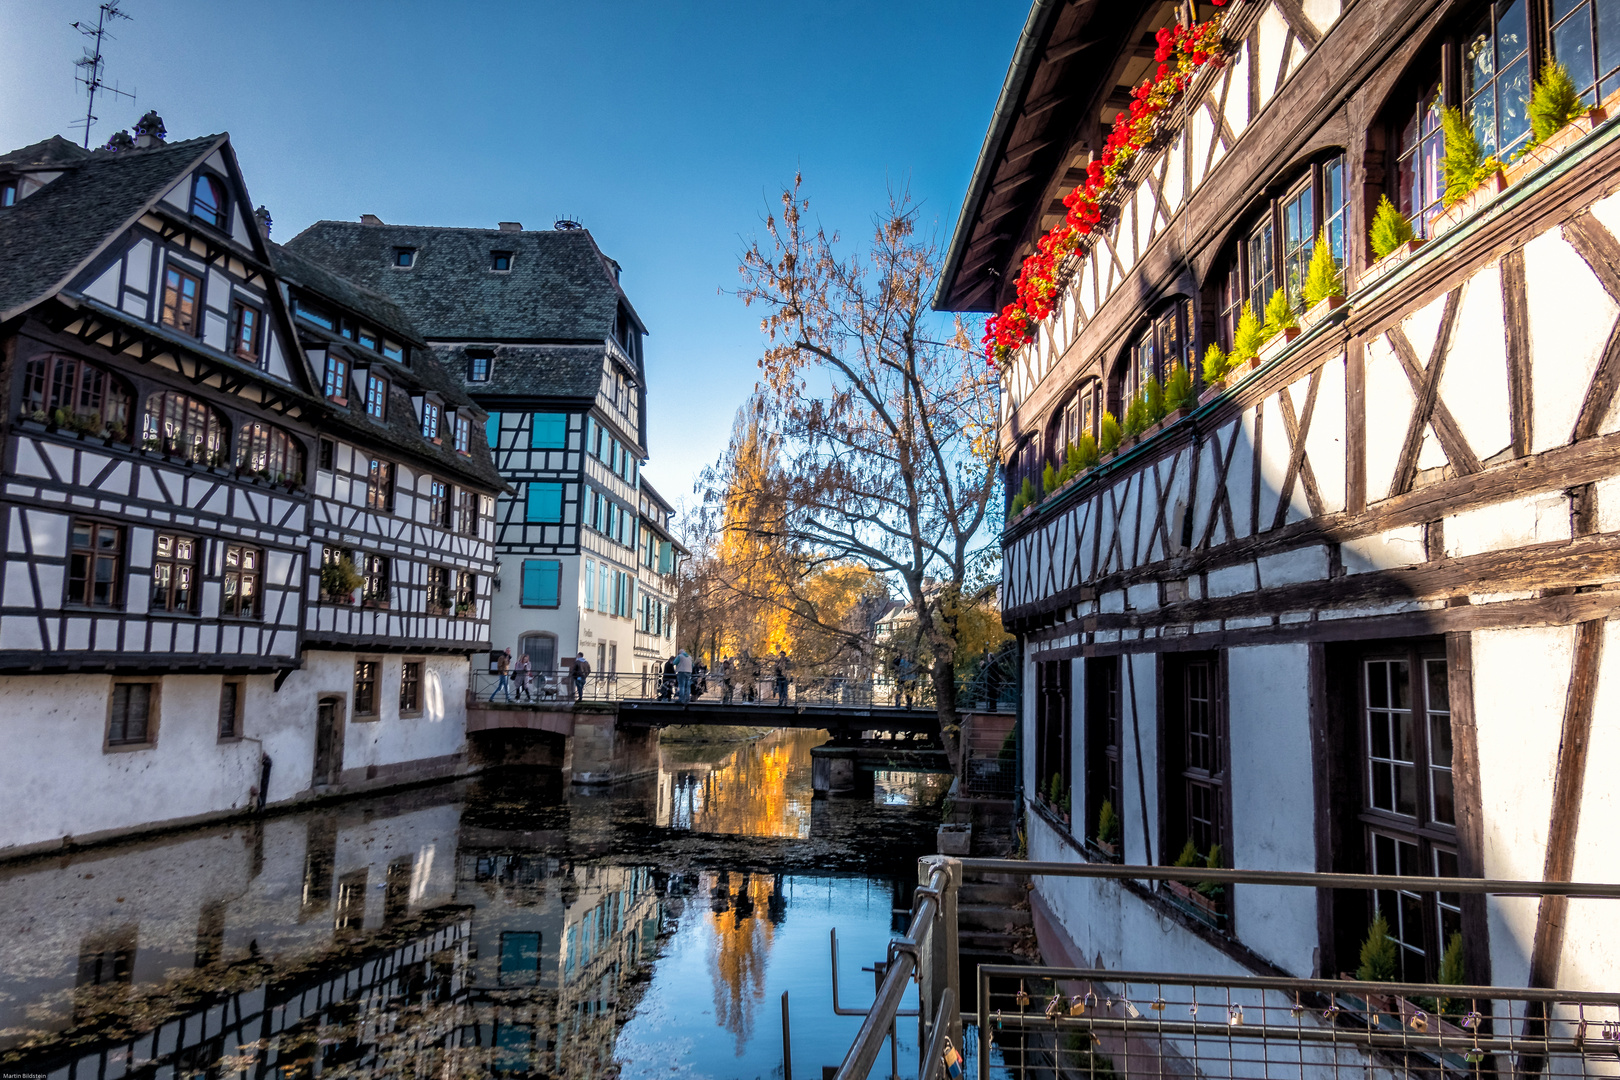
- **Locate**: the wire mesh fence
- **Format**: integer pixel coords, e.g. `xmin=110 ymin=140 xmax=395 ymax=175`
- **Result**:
xmin=977 ymin=963 xmax=1620 ymax=1079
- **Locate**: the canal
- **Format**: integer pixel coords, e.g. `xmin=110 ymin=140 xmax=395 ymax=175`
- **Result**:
xmin=0 ymin=728 xmax=951 ymax=1079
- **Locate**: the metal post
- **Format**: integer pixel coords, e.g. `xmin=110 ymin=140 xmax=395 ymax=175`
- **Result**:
xmin=781 ymin=990 xmax=792 ymax=1080
xmin=918 ymin=856 xmax=962 ymax=1056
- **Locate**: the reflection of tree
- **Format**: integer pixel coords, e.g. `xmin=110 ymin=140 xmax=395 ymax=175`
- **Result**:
xmin=704 ymin=871 xmax=779 ymax=1055
xmin=661 ymin=730 xmax=821 ymax=839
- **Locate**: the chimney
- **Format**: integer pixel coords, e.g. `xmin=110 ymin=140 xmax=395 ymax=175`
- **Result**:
xmin=498 ymin=221 xmax=522 ymax=232
xmin=132 ymin=110 xmax=166 ymax=149
xmin=360 ymin=214 xmax=384 ymax=225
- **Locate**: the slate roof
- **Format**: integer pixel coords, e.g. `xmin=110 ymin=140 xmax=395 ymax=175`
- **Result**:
xmin=433 ymin=342 xmax=608 ymax=402
xmin=0 ymin=135 xmax=93 ymax=169
xmin=283 ymin=221 xmax=645 ymax=343
xmin=269 ymin=242 xmax=424 ymax=348
xmin=0 ymin=134 xmax=222 ymax=321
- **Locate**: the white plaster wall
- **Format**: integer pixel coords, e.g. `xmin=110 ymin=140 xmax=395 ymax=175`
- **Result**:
xmin=489 ymin=551 xmax=583 ymax=679
xmin=1226 ymin=645 xmax=1318 ymax=977
xmin=0 ymin=674 xmax=272 ymax=853
xmin=1444 ymin=491 xmax=1571 ymax=559
xmin=1470 ymin=625 xmax=1574 ymax=988
xmin=1121 ymin=653 xmax=1158 ymax=865
xmin=1341 ymin=526 xmax=1426 ymax=575
xmin=1440 ymin=265 xmax=1513 ymax=461
xmin=1363 ymin=334 xmax=1417 ymax=502
xmin=1525 ymin=227 xmax=1618 ymax=453
xmin=1562 ymin=626 xmax=1620 ymax=993
xmin=1070 ymin=657 xmax=1087 ymax=844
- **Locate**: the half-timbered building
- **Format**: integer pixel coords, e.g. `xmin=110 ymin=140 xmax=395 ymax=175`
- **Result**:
xmin=283 ymin=219 xmax=674 ymax=685
xmin=939 ymin=0 xmax=1620 ymax=993
xmin=0 ymin=120 xmax=500 ymax=855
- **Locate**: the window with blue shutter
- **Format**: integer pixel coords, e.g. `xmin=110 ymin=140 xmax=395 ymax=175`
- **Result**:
xmin=521 ymin=560 xmax=561 ymax=608
xmin=525 ymin=482 xmax=563 ymax=522
xmin=530 ymin=412 xmax=566 ymax=449
xmin=486 ymin=411 xmax=500 ymax=450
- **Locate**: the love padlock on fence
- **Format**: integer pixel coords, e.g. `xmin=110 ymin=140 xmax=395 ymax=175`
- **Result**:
xmin=942 ymin=1036 xmax=963 ymax=1080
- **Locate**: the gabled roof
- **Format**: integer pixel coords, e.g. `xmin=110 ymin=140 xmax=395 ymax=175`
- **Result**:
xmin=434 ymin=342 xmax=609 ymax=402
xmin=283 ymin=221 xmax=646 ymax=343
xmin=0 ymin=135 xmax=93 ymax=169
xmin=0 ymin=134 xmax=224 ymax=321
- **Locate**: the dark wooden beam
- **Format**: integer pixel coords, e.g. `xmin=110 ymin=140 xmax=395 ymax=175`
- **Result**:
xmin=1002 ymin=138 xmax=1055 ymax=170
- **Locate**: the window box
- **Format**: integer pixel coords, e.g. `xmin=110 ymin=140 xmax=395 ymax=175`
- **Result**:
xmin=1333 ymin=983 xmax=1470 ymax=1054
xmin=426 ymin=603 xmax=449 ymax=617
xmin=1361 ymin=238 xmax=1428 ymax=288
xmin=1257 ymin=326 xmax=1301 ymax=364
xmin=1504 ymin=108 xmax=1607 ymax=188
xmin=1163 ymin=879 xmax=1227 ymax=928
xmin=1090 ymin=838 xmax=1121 ymax=863
xmin=1429 ymin=169 xmax=1508 ymax=239
xmin=1196 ymin=382 xmax=1226 ymax=407
xmin=1298 ymin=293 xmax=1346 ymax=332
xmin=328 ymin=395 xmax=348 ymax=408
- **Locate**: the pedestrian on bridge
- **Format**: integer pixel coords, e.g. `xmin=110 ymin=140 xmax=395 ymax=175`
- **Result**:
xmin=720 ymin=656 xmax=735 ymax=705
xmin=489 ymin=648 xmax=513 ymax=703
xmin=570 ymin=651 xmax=591 ymax=702
xmin=773 ymin=652 xmax=790 ymax=707
xmin=676 ymin=649 xmax=693 ymax=704
xmin=514 ymin=651 xmax=533 ymax=703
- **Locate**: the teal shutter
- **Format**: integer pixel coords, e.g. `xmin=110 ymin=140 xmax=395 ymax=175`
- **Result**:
xmin=530 ymin=412 xmax=566 ymax=449
xmin=525 ymin=482 xmax=563 ymax=522
xmin=521 ymin=560 xmax=561 ymax=607
xmin=485 ymin=411 xmax=500 ymax=450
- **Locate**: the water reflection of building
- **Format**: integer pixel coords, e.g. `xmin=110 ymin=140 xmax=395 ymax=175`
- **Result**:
xmin=655 ymin=730 xmax=820 ymax=838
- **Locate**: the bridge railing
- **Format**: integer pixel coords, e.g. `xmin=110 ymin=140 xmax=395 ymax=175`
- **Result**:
xmin=470 ymin=669 xmax=935 ymax=709
xmin=835 ymin=858 xmax=1620 ymax=1080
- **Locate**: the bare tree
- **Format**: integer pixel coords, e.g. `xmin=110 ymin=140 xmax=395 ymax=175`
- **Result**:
xmin=731 ymin=176 xmax=1001 ymax=751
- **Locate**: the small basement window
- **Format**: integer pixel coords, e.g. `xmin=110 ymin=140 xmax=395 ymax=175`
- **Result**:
xmin=491 ymin=251 xmax=512 ymax=272
xmin=394 ymin=247 xmax=416 ymax=268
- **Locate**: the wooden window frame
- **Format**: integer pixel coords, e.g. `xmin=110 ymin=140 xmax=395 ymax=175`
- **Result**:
xmin=323 ymin=354 xmax=349 ymax=405
xmin=426 ymin=566 xmax=452 ymax=616
xmin=361 ymin=553 xmax=391 ymax=609
xmin=105 ymin=678 xmax=159 ymax=750
xmin=1160 ymin=651 xmax=1232 ymax=910
xmin=143 ymin=390 xmax=227 ymax=466
xmin=1085 ymin=656 xmax=1124 ymax=854
xmin=23 ymin=353 xmax=133 ymax=438
xmin=353 ymin=658 xmax=380 ymax=719
xmin=453 ymin=414 xmax=471 ymax=454
xmin=150 ymin=531 xmax=201 ymax=615
xmin=421 ymin=399 xmax=442 ymax=441
xmin=490 ymin=251 xmax=513 ymax=272
xmin=236 ymin=421 xmax=303 ymax=485
xmin=399 ymin=659 xmax=423 ymax=717
xmin=221 ymin=543 xmax=263 ymax=620
xmin=366 ymin=458 xmax=395 ymax=513
xmin=229 ymin=301 xmax=262 ymax=363
xmin=460 ymin=489 xmax=481 ymax=536
xmin=160 ymin=264 xmax=203 ymax=336
xmin=67 ymin=518 xmax=123 ymax=608
xmin=318 ymin=438 xmax=335 ymax=471
xmin=365 ymin=372 xmax=388 ymax=421
xmin=429 ymin=479 xmax=452 ymax=528
xmin=455 ymin=571 xmax=478 ymax=618
xmin=189 ymin=173 xmax=226 ymax=230
xmin=393 ymin=247 xmax=416 ymax=268
xmin=218 ymin=678 xmax=245 ymax=741
xmin=1033 ymin=659 xmax=1072 ymax=820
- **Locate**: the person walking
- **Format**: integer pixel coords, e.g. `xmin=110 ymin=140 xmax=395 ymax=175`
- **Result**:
xmin=514 ymin=651 xmax=533 ymax=702
xmin=720 ymin=656 xmax=735 ymax=705
xmin=773 ymin=652 xmax=790 ymax=707
xmin=897 ymin=655 xmax=917 ymax=708
xmin=676 ymin=648 xmax=694 ymax=704
xmin=570 ymin=651 xmax=591 ymax=702
xmin=489 ymin=648 xmax=513 ymax=703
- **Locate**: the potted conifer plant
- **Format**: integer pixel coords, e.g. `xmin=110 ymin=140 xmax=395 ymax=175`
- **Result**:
xmin=1366 ymin=195 xmax=1423 ymax=280
xmin=1164 ymin=362 xmax=1195 ymax=419
xmin=1506 ymin=62 xmax=1607 ymax=186
xmin=1008 ymin=476 xmax=1038 ymax=520
xmin=1093 ymin=798 xmax=1122 ymax=861
xmin=1199 ymin=344 xmax=1229 ymax=405
xmin=1432 ymin=104 xmax=1506 ymax=237
xmin=1143 ymin=374 xmax=1168 ymax=436
xmin=1123 ymin=391 xmax=1150 ymax=447
xmin=1098 ymin=411 xmax=1123 ymax=461
xmin=1228 ymin=301 xmax=1265 ymax=378
xmin=1076 ymin=430 xmax=1100 ymax=473
xmin=1256 ymin=288 xmax=1300 ymax=363
xmin=1299 ymin=229 xmax=1346 ymax=329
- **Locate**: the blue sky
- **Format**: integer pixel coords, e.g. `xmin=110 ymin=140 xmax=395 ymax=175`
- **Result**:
xmin=0 ymin=0 xmax=1024 ymax=511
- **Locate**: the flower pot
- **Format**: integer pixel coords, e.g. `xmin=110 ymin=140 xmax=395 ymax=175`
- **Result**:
xmin=1504 ymin=108 xmax=1607 ymax=187
xmin=1430 ymin=169 xmax=1508 ymax=238
xmin=1165 ymin=879 xmax=1227 ymax=925
xmin=1363 ymin=237 xmax=1427 ymax=286
xmin=1093 ymin=838 xmax=1121 ymax=862
xmin=1173 ymin=404 xmax=1195 ymax=420
xmin=1299 ymin=293 xmax=1346 ymax=331
xmin=1257 ymin=326 xmax=1300 ymax=364
xmin=1197 ymin=382 xmax=1227 ymax=407
xmin=937 ymin=823 xmax=972 ymax=856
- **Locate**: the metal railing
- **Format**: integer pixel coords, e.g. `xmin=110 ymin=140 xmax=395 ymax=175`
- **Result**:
xmin=957 ymin=643 xmax=1019 ymax=714
xmin=470 ymin=669 xmax=935 ymax=709
xmin=834 ymin=858 xmax=1620 ymax=1080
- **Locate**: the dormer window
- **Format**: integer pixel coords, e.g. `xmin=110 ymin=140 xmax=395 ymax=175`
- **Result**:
xmin=381 ymin=339 xmax=405 ymax=364
xmin=0 ymin=181 xmax=16 ymax=208
xmin=421 ymin=399 xmax=442 ymax=442
xmin=394 ymin=247 xmax=416 ymax=268
xmin=293 ymin=298 xmax=335 ymax=331
xmin=190 ymin=174 xmax=225 ymax=229
xmin=467 ymin=350 xmax=493 ymax=382
xmin=491 ymin=252 xmax=512 ymax=272
xmin=323 ymin=354 xmax=349 ymax=404
xmin=453 ymin=414 xmax=470 ymax=454
xmin=358 ymin=328 xmax=379 ymax=352
xmin=365 ymin=372 xmax=388 ymax=420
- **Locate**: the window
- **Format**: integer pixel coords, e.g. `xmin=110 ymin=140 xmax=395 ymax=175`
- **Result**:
xmin=1220 ymin=154 xmax=1347 ymax=341
xmin=361 ymin=553 xmax=390 ymax=607
xmin=365 ymin=373 xmax=388 ymax=420
xmin=190 ymin=174 xmax=225 ymax=229
xmin=319 ymin=438 xmax=335 ymax=471
xmin=1550 ymin=0 xmax=1620 ymax=105
xmin=1361 ymin=646 xmax=1459 ymax=981
xmin=150 ymin=532 xmax=199 ymax=613
xmin=354 ymin=660 xmax=378 ymax=716
xmin=359 ymin=328 xmax=379 ymax=352
xmin=421 ymin=399 xmax=442 ymax=441
xmin=219 ymin=680 xmax=243 ymax=740
xmin=530 ymin=412 xmax=566 ymax=448
xmin=322 ymin=544 xmax=356 ymax=603
xmin=455 ymin=572 xmax=478 ymax=616
xmin=21 ymin=354 xmax=132 ymax=438
xmin=160 ymin=265 xmax=202 ymax=335
xmin=143 ymin=391 xmax=226 ymax=465
xmin=236 ymin=421 xmax=302 ymax=484
xmin=400 ymin=661 xmax=422 ymax=714
xmin=230 ymin=303 xmax=261 ymax=362
xmin=468 ymin=351 xmax=493 ymax=382
xmin=526 ymin=482 xmax=563 ymax=522
xmin=430 ymin=480 xmax=451 ymax=527
xmin=521 ymin=633 xmax=557 ymax=677
xmin=453 ymin=415 xmax=470 ymax=454
xmin=1033 ymin=660 xmax=1072 ymax=816
xmin=499 ymin=932 xmax=542 ymax=987
xmin=598 ymin=563 xmax=610 ymax=612
xmin=68 ymin=520 xmax=121 ymax=607
xmin=1085 ymin=657 xmax=1123 ymax=852
xmin=1465 ymin=1 xmax=1533 ymax=161
xmin=459 ymin=489 xmax=481 ymax=536
xmin=366 ymin=458 xmax=394 ymax=512
xmin=323 ymin=354 xmax=348 ymax=402
xmin=394 ymin=247 xmax=416 ymax=268
xmin=221 ymin=544 xmax=261 ymax=619
xmin=294 ymin=299 xmax=335 ymax=331
xmin=522 ymin=559 xmax=562 ymax=607
xmin=0 ymin=181 xmax=16 ymax=207
xmin=1163 ymin=653 xmax=1227 ymax=871
xmin=1123 ymin=300 xmax=1192 ymax=403
xmin=381 ymin=340 xmax=404 ymax=363
xmin=491 ymin=251 xmax=512 ymax=271
xmin=584 ymin=559 xmax=596 ymax=611
xmin=1394 ymin=80 xmax=1447 ymax=238
xmin=426 ymin=566 xmax=452 ymax=615
xmin=108 ymin=682 xmax=155 ymax=747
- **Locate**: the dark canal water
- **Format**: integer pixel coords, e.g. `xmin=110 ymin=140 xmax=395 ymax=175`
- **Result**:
xmin=0 ymin=729 xmax=951 ymax=1080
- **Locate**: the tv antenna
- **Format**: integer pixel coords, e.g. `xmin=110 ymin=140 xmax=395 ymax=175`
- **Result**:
xmin=71 ymin=3 xmax=136 ymax=148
